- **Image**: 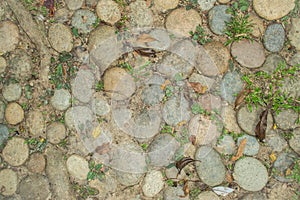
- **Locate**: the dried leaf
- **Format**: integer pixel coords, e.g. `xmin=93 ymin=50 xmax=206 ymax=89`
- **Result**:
xmin=225 ymin=171 xmax=233 ymax=183
xmin=231 ymin=138 xmax=247 ymax=162
xmin=133 ymin=47 xmax=156 ymax=57
xmin=92 ymin=125 xmax=101 ymax=138
xmin=234 ymin=88 xmax=250 ymax=110
xmin=212 ymin=186 xmax=234 ymax=197
xmin=136 ymin=33 xmax=156 ymax=43
xmin=160 ymin=79 xmax=171 ymax=90
xmin=189 ymin=135 xmax=196 ymax=146
xmin=95 ymin=143 xmax=110 ymax=155
xmin=188 ymin=82 xmax=208 ymax=94
xmin=179 ymin=180 xmax=189 ymax=197
xmin=255 ymin=109 xmax=268 ymax=142
xmin=43 ymin=0 xmax=55 ymax=16
xmin=269 ymin=152 xmax=277 ymax=163
xmin=176 ymin=157 xmax=198 ymax=174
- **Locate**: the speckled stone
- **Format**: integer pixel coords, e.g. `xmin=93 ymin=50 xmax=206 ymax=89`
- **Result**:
xmin=72 ymin=69 xmax=94 ymax=103
xmin=263 ymin=23 xmax=285 ymax=52
xmin=220 ymin=71 xmax=244 ymax=104
xmin=154 ymin=0 xmax=179 ymax=12
xmin=66 ymin=154 xmax=90 ymax=181
xmin=0 ymin=21 xmax=19 ymax=54
xmin=92 ymin=93 xmax=110 ymax=116
xmin=50 ymin=89 xmax=71 ymax=111
xmin=142 ymin=170 xmax=164 ymax=197
xmin=208 ymin=5 xmax=231 ymax=35
xmin=48 ymin=23 xmax=73 ymax=53
xmin=129 ymin=0 xmax=153 ymax=27
xmin=289 ymin=128 xmax=300 ymax=155
xmin=266 ymin=130 xmax=288 ymax=152
xmin=96 ymin=0 xmax=121 ymax=25
xmin=215 ymin=135 xmax=236 ymax=155
xmin=221 ymin=106 xmax=242 ymax=133
xmin=65 ymin=0 xmax=84 ymax=10
xmin=273 ymin=152 xmax=297 ymax=182
xmin=0 ymin=101 xmax=5 ymax=122
xmin=2 ymin=83 xmax=22 ymax=102
xmin=5 ymin=102 xmax=24 ymax=125
xmin=198 ymin=0 xmax=217 ymax=11
xmin=46 ymin=122 xmax=66 ymax=144
xmin=0 ymin=124 xmax=9 ymax=148
xmin=260 ymin=54 xmax=285 ymax=73
xmin=27 ymin=153 xmax=46 ymax=173
xmin=197 ymin=191 xmax=220 ymax=200
xmin=9 ymin=49 xmax=33 ymax=79
xmin=72 ymin=9 xmax=97 ymax=34
xmin=164 ymin=186 xmax=189 ymax=200
xmin=0 ymin=169 xmax=18 ymax=196
xmin=0 ymin=56 xmax=7 ymax=74
xmin=249 ymin=13 xmax=265 ymax=38
xmin=237 ymin=134 xmax=260 ymax=156
xmin=274 ymin=109 xmax=299 ymax=130
xmin=288 ymin=18 xmax=300 ymax=51
xmin=26 ymin=110 xmax=45 ymax=136
xmin=2 ymin=137 xmax=29 ymax=166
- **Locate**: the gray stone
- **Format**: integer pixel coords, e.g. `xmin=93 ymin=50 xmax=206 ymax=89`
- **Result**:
xmin=129 ymin=0 xmax=153 ymax=27
xmin=281 ymin=74 xmax=300 ymax=99
xmin=198 ymin=0 xmax=217 ymax=11
xmin=0 ymin=124 xmax=9 ymax=148
xmin=215 ymin=135 xmax=236 ymax=155
xmin=96 ymin=0 xmax=121 ymax=25
xmin=88 ymin=173 xmax=117 ymax=198
xmin=66 ymin=154 xmax=89 ymax=181
xmin=92 ymin=93 xmax=110 ymax=116
xmin=261 ymin=54 xmax=285 ymax=73
xmin=233 ymin=157 xmax=268 ymax=191
xmin=9 ymin=49 xmax=33 ymax=79
xmin=274 ymin=109 xmax=299 ymax=130
xmin=50 ymin=89 xmax=71 ymax=111
xmin=266 ymin=130 xmax=288 ymax=152
xmin=263 ymin=23 xmax=285 ymax=52
xmin=240 ymin=192 xmax=267 ymax=200
xmin=65 ymin=106 xmax=93 ymax=130
xmin=88 ymin=25 xmax=116 ymax=52
xmin=19 ymin=174 xmax=51 ymax=200
xmin=154 ymin=0 xmax=179 ymax=12
xmin=220 ymin=71 xmax=243 ymax=104
xmin=46 ymin=122 xmax=66 ymax=144
xmin=221 ymin=105 xmax=242 ymax=133
xmin=289 ymin=128 xmax=300 ymax=155
xmin=65 ymin=0 xmax=84 ymax=10
xmin=141 ymin=85 xmax=164 ymax=105
xmin=26 ymin=110 xmax=45 ymax=136
xmin=189 ymin=73 xmax=215 ymax=91
xmin=248 ymin=13 xmax=265 ymax=38
xmin=2 ymin=83 xmax=22 ymax=102
xmin=289 ymin=53 xmax=300 ymax=66
xmin=27 ymin=153 xmax=46 ymax=173
xmin=5 ymin=102 xmax=24 ymax=125
xmin=54 ymin=8 xmax=71 ymax=23
xmin=142 ymin=170 xmax=164 ymax=197
xmin=72 ymin=9 xmax=97 ymax=34
xmin=0 ymin=101 xmax=5 ymax=122
xmin=0 ymin=21 xmax=19 ymax=54
xmin=198 ymin=94 xmax=222 ymax=112
xmin=143 ymin=29 xmax=171 ymax=51
xmin=0 ymin=56 xmax=7 ymax=74
xmin=2 ymin=137 xmax=29 ymax=166
xmin=147 ymin=134 xmax=180 ymax=167
xmin=0 ymin=169 xmax=18 ymax=196
xmin=208 ymin=5 xmax=231 ymax=35
xmin=237 ymin=134 xmax=260 ymax=156
xmin=72 ymin=69 xmax=94 ymax=103
xmin=48 ymin=23 xmax=73 ymax=53
xmin=197 ymin=191 xmax=220 ymax=200
xmin=273 ymin=152 xmax=297 ymax=182
xmin=163 ymin=186 xmax=189 ymax=200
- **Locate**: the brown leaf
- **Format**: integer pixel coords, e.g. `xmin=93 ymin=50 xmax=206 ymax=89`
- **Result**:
xmin=188 ymin=82 xmax=208 ymax=94
xmin=133 ymin=47 xmax=156 ymax=57
xmin=189 ymin=135 xmax=196 ymax=146
xmin=176 ymin=157 xmax=198 ymax=174
xmin=226 ymin=171 xmax=234 ymax=183
xmin=255 ymin=109 xmax=268 ymax=142
xmin=231 ymin=138 xmax=247 ymax=162
xmin=180 ymin=180 xmax=189 ymax=197
xmin=136 ymin=33 xmax=156 ymax=43
xmin=160 ymin=79 xmax=171 ymax=90
xmin=234 ymin=88 xmax=250 ymax=110
xmin=95 ymin=143 xmax=110 ymax=155
xmin=43 ymin=0 xmax=55 ymax=16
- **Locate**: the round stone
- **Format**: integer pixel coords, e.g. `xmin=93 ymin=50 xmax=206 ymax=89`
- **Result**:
xmin=208 ymin=5 xmax=231 ymax=35
xmin=260 ymin=54 xmax=285 ymax=73
xmin=103 ymin=67 xmax=136 ymax=100
xmin=142 ymin=170 xmax=164 ymax=197
xmin=9 ymin=49 xmax=33 ymax=79
xmin=253 ymin=0 xmax=295 ymax=20
xmin=26 ymin=110 xmax=45 ymax=136
xmin=154 ymin=0 xmax=179 ymax=12
xmin=2 ymin=137 xmax=29 ymax=166
xmin=88 ymin=25 xmax=116 ymax=52
xmin=215 ymin=135 xmax=236 ymax=155
xmin=0 ymin=21 xmax=19 ymax=53
xmin=231 ymin=39 xmax=265 ymax=68
xmin=5 ymin=102 xmax=24 ymax=125
xmin=65 ymin=106 xmax=93 ymax=130
xmin=220 ymin=71 xmax=244 ymax=104
xmin=72 ymin=9 xmax=97 ymax=34
xmin=289 ymin=53 xmax=300 ymax=66
xmin=141 ymin=85 xmax=164 ymax=105
xmin=50 ymin=89 xmax=71 ymax=111
xmin=72 ymin=69 xmax=94 ymax=103
xmin=54 ymin=8 xmax=70 ymax=23
xmin=129 ymin=0 xmax=153 ymax=27
xmin=0 ymin=124 xmax=9 ymax=148
xmin=195 ymin=146 xmax=226 ymax=186
xmin=266 ymin=130 xmax=288 ymax=152
xmin=166 ymin=8 xmax=201 ymax=37
xmin=65 ymin=0 xmax=84 ymax=10
xmin=248 ymin=13 xmax=265 ymax=38
xmin=263 ymin=23 xmax=285 ymax=52
xmin=27 ymin=153 xmax=46 ymax=173
xmin=0 ymin=56 xmax=7 ymax=74
xmin=2 ymin=83 xmax=22 ymax=102
xmin=237 ymin=134 xmax=260 ymax=156
xmin=66 ymin=155 xmax=90 ymax=181
xmin=290 ymin=128 xmax=300 ymax=154
xmin=48 ymin=23 xmax=73 ymax=53
xmin=222 ymin=106 xmax=242 ymax=133
xmin=46 ymin=122 xmax=66 ymax=144
xmin=274 ymin=109 xmax=299 ymax=130
xmin=288 ymin=18 xmax=300 ymax=51
xmin=96 ymin=0 xmax=121 ymax=25
xmin=164 ymin=186 xmax=189 ymax=200
xmin=92 ymin=93 xmax=110 ymax=116
xmin=198 ymin=0 xmax=217 ymax=11
xmin=273 ymin=152 xmax=297 ymax=182
xmin=0 ymin=169 xmax=18 ymax=196
xmin=197 ymin=191 xmax=220 ymax=200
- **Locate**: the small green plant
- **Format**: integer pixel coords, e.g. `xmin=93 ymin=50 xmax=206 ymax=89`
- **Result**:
xmin=119 ymin=61 xmax=151 ymax=81
xmin=281 ymin=0 xmax=300 ymax=25
xmin=25 ymin=137 xmax=48 ymax=153
xmin=166 ymin=179 xmax=175 ymax=187
xmin=224 ymin=0 xmax=253 ymax=46
xmin=191 ymin=104 xmax=207 ymax=115
xmin=140 ymin=143 xmax=148 ymax=151
xmin=58 ymin=138 xmax=68 ymax=148
xmin=189 ymin=25 xmax=212 ymax=45
xmin=72 ymin=183 xmax=99 ymax=199
xmin=186 ymin=0 xmax=198 ymax=10
xmin=72 ymin=27 xmax=79 ymax=38
xmin=95 ymin=80 xmax=104 ymax=92
xmin=93 ymin=17 xmax=101 ymax=28
xmin=189 ymin=187 xmax=201 ymax=200
xmin=288 ymin=160 xmax=300 ymax=183
xmin=87 ymin=161 xmax=107 ymax=181
xmin=161 ymin=124 xmax=174 ymax=134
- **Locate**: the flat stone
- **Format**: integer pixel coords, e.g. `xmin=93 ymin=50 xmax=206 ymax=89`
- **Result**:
xmin=96 ymin=0 xmax=121 ymax=25
xmin=0 ymin=124 xmax=9 ymax=148
xmin=233 ymin=157 xmax=268 ymax=191
xmin=46 ymin=122 xmax=66 ymax=144
xmin=2 ymin=137 xmax=29 ymax=166
xmin=253 ymin=0 xmax=295 ymax=20
xmin=65 ymin=0 xmax=84 ymax=10
xmin=266 ymin=130 xmax=288 ymax=152
xmin=54 ymin=8 xmax=70 ymax=23
xmin=288 ymin=18 xmax=300 ymax=51
xmin=88 ymin=25 xmax=116 ymax=52
xmin=147 ymin=133 xmax=180 ymax=167
xmin=72 ymin=69 xmax=94 ymax=103
xmin=0 ymin=56 xmax=6 ymax=74
xmin=221 ymin=106 xmax=242 ymax=133
xmin=237 ymin=134 xmax=260 ymax=156
xmin=0 ymin=21 xmax=19 ymax=54
xmin=263 ymin=23 xmax=285 ymax=52
xmin=208 ymin=5 xmax=231 ymax=35
xmin=231 ymin=39 xmax=265 ymax=68
xmin=5 ymin=102 xmax=24 ymax=125
xmin=289 ymin=53 xmax=300 ymax=66
xmin=0 ymin=169 xmax=18 ymax=196
xmin=142 ymin=170 xmax=164 ymax=197
xmin=198 ymin=0 xmax=217 ymax=11
xmin=88 ymin=173 xmax=117 ymax=198
xmin=129 ymin=0 xmax=153 ymax=27
xmin=218 ymin=0 xmax=230 ymax=3
xmin=154 ymin=0 xmax=179 ymax=12
xmin=19 ymin=174 xmax=51 ymax=200
xmin=198 ymin=94 xmax=222 ymax=112
xmin=273 ymin=152 xmax=297 ymax=182
xmin=268 ymin=183 xmax=297 ymax=200
xmin=92 ymin=93 xmax=110 ymax=116
xmin=0 ymin=101 xmax=5 ymax=122
xmin=281 ymin=74 xmax=300 ymax=99
xmin=249 ymin=13 xmax=265 ymax=38
xmin=66 ymin=154 xmax=90 ymax=181
xmin=141 ymin=85 xmax=164 ymax=105
xmin=72 ymin=9 xmax=97 ymax=34
xmin=2 ymin=83 xmax=22 ymax=102
xmin=50 ymin=88 xmax=71 ymax=111
xmin=164 ymin=186 xmax=189 ymax=200
xmin=65 ymin=106 xmax=93 ymax=130
xmin=48 ymin=23 xmax=73 ymax=53
xmin=166 ymin=8 xmax=201 ymax=37
xmin=289 ymin=128 xmax=300 ymax=155
xmin=189 ymin=73 xmax=215 ymax=91
xmin=26 ymin=110 xmax=45 ymax=136
xmin=215 ymin=135 xmax=236 ymax=155
xmin=197 ymin=191 xmax=220 ymax=200
xmin=9 ymin=49 xmax=33 ymax=79
xmin=240 ymin=192 xmax=267 ymax=200
xmin=260 ymin=54 xmax=285 ymax=73
xmin=195 ymin=146 xmax=226 ymax=186
xmin=27 ymin=153 xmax=46 ymax=173
xmin=145 ymin=29 xmax=171 ymax=51
xmin=274 ymin=109 xmax=299 ymax=130
xmin=220 ymin=71 xmax=243 ymax=104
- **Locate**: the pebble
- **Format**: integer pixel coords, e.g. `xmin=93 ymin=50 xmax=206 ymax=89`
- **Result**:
xmin=289 ymin=128 xmax=300 ymax=155
xmin=18 ymin=174 xmax=51 ymax=200
xmin=72 ymin=69 xmax=94 ymax=103
xmin=274 ymin=109 xmax=299 ymax=130
xmin=50 ymin=89 xmax=71 ymax=111
xmin=263 ymin=23 xmax=285 ymax=52
xmin=9 ymin=49 xmax=33 ymax=79
xmin=195 ymin=146 xmax=226 ymax=186
xmin=66 ymin=154 xmax=90 ymax=181
xmin=231 ymin=39 xmax=265 ymax=68
xmin=92 ymin=93 xmax=110 ymax=116
xmin=220 ymin=71 xmax=243 ymax=104
xmin=96 ymin=0 xmax=121 ymax=25
xmin=273 ymin=152 xmax=296 ymax=182
xmin=88 ymin=25 xmax=116 ymax=51
xmin=26 ymin=110 xmax=45 ymax=136
xmin=0 ymin=124 xmax=9 ymax=148
xmin=164 ymin=186 xmax=189 ymax=200
xmin=141 ymin=85 xmax=164 ymax=105
xmin=147 ymin=133 xmax=180 ymax=167
xmin=48 ymin=23 xmax=73 ymax=53
xmin=0 ymin=21 xmax=19 ymax=54
xmin=27 ymin=153 xmax=46 ymax=173
xmin=233 ymin=157 xmax=268 ymax=191
xmin=198 ymin=0 xmax=217 ymax=11
xmin=0 ymin=56 xmax=7 ymax=74
xmin=0 ymin=101 xmax=5 ymax=122
xmin=208 ymin=5 xmax=231 ymax=35
xmin=0 ymin=169 xmax=18 ymax=196
xmin=253 ymin=0 xmax=295 ymax=20
xmin=288 ymin=18 xmax=300 ymax=51
xmin=2 ymin=137 xmax=29 ymax=166
xmin=142 ymin=170 xmax=164 ymax=197
xmin=266 ymin=130 xmax=288 ymax=152
xmin=129 ymin=0 xmax=153 ymax=27
xmin=221 ymin=105 xmax=242 ymax=133
xmin=154 ymin=0 xmax=179 ymax=12
xmin=46 ymin=122 xmax=66 ymax=144
xmin=103 ymin=67 xmax=136 ymax=100
xmin=248 ymin=13 xmax=265 ymax=38
xmin=237 ymin=134 xmax=260 ymax=156
xmin=72 ymin=9 xmax=97 ymax=34
xmin=197 ymin=191 xmax=220 ymax=200
xmin=5 ymin=102 xmax=24 ymax=125
xmin=260 ymin=54 xmax=285 ymax=73
xmin=2 ymin=83 xmax=22 ymax=102
xmin=54 ymin=8 xmax=71 ymax=23
xmin=215 ymin=135 xmax=236 ymax=155
xmin=65 ymin=0 xmax=84 ymax=10
xmin=166 ymin=8 xmax=201 ymax=37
